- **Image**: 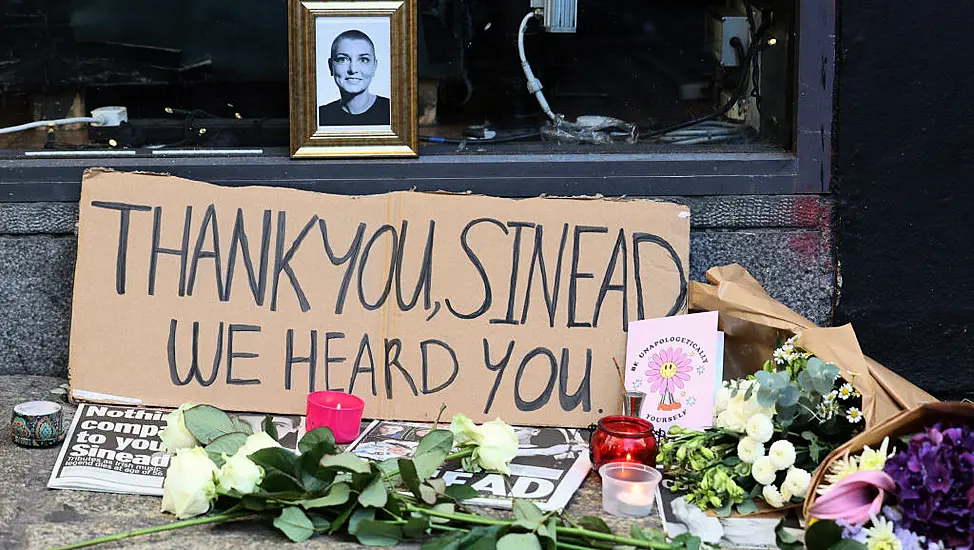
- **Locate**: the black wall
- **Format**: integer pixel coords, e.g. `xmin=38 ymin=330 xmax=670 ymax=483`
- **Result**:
xmin=834 ymin=1 xmax=974 ymax=399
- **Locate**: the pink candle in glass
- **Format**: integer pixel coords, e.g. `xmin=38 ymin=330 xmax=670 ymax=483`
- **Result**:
xmin=306 ymin=391 xmax=365 ymax=444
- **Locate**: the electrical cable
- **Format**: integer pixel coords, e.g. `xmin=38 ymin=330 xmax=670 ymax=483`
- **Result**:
xmin=0 ymin=117 xmax=100 ymax=135
xmin=518 ymin=11 xmax=558 ymax=123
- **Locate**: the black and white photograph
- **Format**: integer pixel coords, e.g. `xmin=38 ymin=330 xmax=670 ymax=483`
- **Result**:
xmin=315 ymin=17 xmax=392 ymax=130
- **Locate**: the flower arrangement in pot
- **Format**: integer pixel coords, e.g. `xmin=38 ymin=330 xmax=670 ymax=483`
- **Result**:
xmin=657 ymin=337 xmax=867 ymax=515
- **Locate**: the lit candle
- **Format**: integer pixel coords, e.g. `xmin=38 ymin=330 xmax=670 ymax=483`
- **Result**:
xmin=599 ymin=462 xmax=661 ymax=518
xmin=306 ymin=391 xmax=364 ymax=444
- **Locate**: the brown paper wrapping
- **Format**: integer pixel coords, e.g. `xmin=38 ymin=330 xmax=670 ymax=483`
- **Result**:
xmin=802 ymin=402 xmax=974 ymax=523
xmin=689 ymin=264 xmax=937 ymax=428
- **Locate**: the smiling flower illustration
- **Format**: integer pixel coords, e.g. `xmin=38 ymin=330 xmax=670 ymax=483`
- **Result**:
xmin=646 ymin=347 xmax=693 ymax=411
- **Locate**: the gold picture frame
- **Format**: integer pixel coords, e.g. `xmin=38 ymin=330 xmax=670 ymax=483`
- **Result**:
xmin=288 ymin=0 xmax=417 ymax=158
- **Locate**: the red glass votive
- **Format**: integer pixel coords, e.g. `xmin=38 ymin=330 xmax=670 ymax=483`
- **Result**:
xmin=590 ymin=416 xmax=658 ymax=470
xmin=306 ymin=391 xmax=365 ymax=444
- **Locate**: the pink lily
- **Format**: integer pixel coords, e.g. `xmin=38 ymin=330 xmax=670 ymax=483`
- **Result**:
xmin=808 ymin=470 xmax=895 ymax=525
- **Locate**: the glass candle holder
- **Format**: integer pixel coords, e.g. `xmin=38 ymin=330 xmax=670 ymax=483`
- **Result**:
xmin=589 ymin=415 xmax=658 ymax=470
xmin=306 ymin=391 xmax=365 ymax=444
xmin=599 ymin=462 xmax=662 ymax=517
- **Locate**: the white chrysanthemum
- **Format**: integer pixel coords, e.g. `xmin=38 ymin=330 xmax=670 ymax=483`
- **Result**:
xmin=752 ymin=456 xmax=777 ymax=486
xmin=737 ymin=436 xmax=766 ymax=464
xmin=715 ymin=385 xmax=731 ymax=414
xmin=859 ymin=437 xmax=892 ymax=471
xmin=782 ymin=467 xmax=811 ymax=499
xmin=762 ymin=484 xmax=786 ymax=508
xmin=745 ymin=413 xmax=774 ymax=443
xmin=768 ymin=440 xmax=797 ymax=470
xmin=716 ymin=408 xmax=746 ymax=432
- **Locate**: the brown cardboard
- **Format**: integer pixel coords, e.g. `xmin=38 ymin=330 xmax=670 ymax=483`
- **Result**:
xmin=689 ymin=264 xmax=937 ymax=428
xmin=68 ymin=170 xmax=690 ymax=427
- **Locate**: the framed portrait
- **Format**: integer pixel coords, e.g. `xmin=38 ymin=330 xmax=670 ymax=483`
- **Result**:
xmin=288 ymin=0 xmax=417 ymax=158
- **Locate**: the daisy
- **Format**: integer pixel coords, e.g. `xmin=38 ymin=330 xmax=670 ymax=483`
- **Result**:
xmin=846 ymin=407 xmax=863 ymax=424
xmin=838 ymin=383 xmax=856 ymax=400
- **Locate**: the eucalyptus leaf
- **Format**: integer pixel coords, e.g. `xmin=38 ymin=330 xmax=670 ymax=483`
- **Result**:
xmin=797 ymin=371 xmax=813 ymax=392
xmin=299 ymin=427 xmax=337 ymax=456
xmin=497 ymin=533 xmax=542 ymax=550
xmin=358 ymin=476 xmax=388 ymax=508
xmin=811 ymin=373 xmax=835 ymax=395
xmin=754 ymin=371 xmax=775 ymax=388
xmin=806 ymin=357 xmax=825 ymax=374
xmin=301 ymin=482 xmax=351 ymax=508
xmin=273 ymin=506 xmax=315 ymax=542
xmin=714 ymin=500 xmax=733 ymax=518
xmin=778 ymin=386 xmax=800 ymax=407
xmin=320 ymin=452 xmax=370 ymax=474
xmin=355 ymin=519 xmax=402 ymax=547
xmin=735 ymin=498 xmax=758 ymax=516
xmin=183 ymin=404 xmax=240 ymax=445
xmin=205 ymin=432 xmax=249 ymax=459
xmin=261 ymin=415 xmax=278 ymax=441
xmin=757 ymin=388 xmax=777 ymax=408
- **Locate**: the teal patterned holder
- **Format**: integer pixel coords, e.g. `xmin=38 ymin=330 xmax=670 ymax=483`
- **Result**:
xmin=11 ymin=400 xmax=65 ymax=447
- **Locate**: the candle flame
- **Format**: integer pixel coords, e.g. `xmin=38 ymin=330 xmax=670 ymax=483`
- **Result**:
xmin=337 ymin=403 xmax=342 ymax=410
xmin=625 ymin=453 xmax=631 ymax=461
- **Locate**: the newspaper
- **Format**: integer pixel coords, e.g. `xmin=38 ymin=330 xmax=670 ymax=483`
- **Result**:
xmin=345 ymin=420 xmax=592 ymax=512
xmin=48 ymin=403 xmax=305 ymax=495
xmin=655 ymin=481 xmax=804 ymax=548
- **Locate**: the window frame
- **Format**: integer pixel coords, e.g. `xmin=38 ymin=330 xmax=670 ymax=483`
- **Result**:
xmin=0 ymin=0 xmax=833 ymax=201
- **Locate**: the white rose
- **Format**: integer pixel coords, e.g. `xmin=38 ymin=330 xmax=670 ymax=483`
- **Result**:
xmin=217 ymin=432 xmax=281 ymax=495
xmin=736 ymin=436 xmax=765 ymax=464
xmin=161 ymin=447 xmax=219 ymax=519
xmin=762 ymin=484 xmax=786 ymax=508
xmin=745 ymin=414 xmax=775 ymax=443
xmin=449 ymin=413 xmax=483 ymax=446
xmin=768 ymin=440 xmax=797 ymax=470
xmin=160 ymin=403 xmax=198 ymax=452
xmin=751 ymin=456 xmax=777 ymax=486
xmin=782 ymin=467 xmax=811 ymax=499
xmin=716 ymin=408 xmax=746 ymax=432
xmin=714 ymin=386 xmax=731 ymax=414
xmin=474 ymin=419 xmax=519 ymax=475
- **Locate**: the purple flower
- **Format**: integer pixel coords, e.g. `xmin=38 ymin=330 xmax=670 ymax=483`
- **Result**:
xmin=884 ymin=422 xmax=974 ymax=549
xmin=895 ymin=526 xmax=926 ymax=550
xmin=836 ymin=520 xmax=868 ymax=544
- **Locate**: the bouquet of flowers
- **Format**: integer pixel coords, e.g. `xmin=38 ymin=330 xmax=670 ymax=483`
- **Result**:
xmin=57 ymin=403 xmax=705 ymax=550
xmin=658 ymin=337 xmax=866 ymax=515
xmin=788 ymin=403 xmax=974 ymax=550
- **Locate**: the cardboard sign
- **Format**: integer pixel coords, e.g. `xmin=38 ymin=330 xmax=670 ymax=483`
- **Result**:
xmin=68 ymin=170 xmax=690 ymax=427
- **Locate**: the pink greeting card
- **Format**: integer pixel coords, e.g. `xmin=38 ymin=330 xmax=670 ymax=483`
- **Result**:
xmin=624 ymin=311 xmax=719 ymax=438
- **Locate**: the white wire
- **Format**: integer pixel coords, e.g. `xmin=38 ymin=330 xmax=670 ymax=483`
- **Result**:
xmin=518 ymin=11 xmax=558 ymax=122
xmin=0 ymin=117 xmax=100 ymax=135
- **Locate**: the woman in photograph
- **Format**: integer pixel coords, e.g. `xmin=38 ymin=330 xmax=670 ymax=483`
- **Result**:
xmin=319 ymin=29 xmax=390 ymax=126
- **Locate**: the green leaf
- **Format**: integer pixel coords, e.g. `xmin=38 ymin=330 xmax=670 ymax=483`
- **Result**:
xmin=299 ymin=427 xmax=337 ymax=456
xmin=513 ymin=499 xmax=545 ymax=530
xmin=833 ymin=541 xmax=869 ymax=550
xmin=259 ymin=471 xmax=304 ymax=494
xmin=420 ymin=532 xmax=465 ymax=550
xmin=413 ymin=449 xmax=448 ymax=481
xmin=183 ymin=404 xmax=241 ymax=445
xmin=797 ymin=371 xmax=814 ymax=392
xmin=302 ymin=482 xmax=351 ymax=508
xmin=398 ymin=458 xmax=423 ymax=497
xmin=320 ymin=452 xmax=371 ymax=474
xmin=805 ymin=519 xmax=843 ymax=550
xmin=576 ymin=516 xmax=611 ymax=534
xmin=233 ymin=418 xmax=254 ymax=435
xmin=774 ymin=519 xmax=805 ymax=550
xmin=378 ymin=458 xmax=401 ymax=484
xmin=497 ymin=533 xmax=542 ymax=550
xmin=250 ymin=447 xmax=299 ymax=478
xmin=538 ymin=517 xmax=558 ymax=550
xmin=419 ymin=483 xmax=438 ymax=505
xmin=735 ymin=498 xmax=758 ymax=516
xmin=714 ymin=500 xmax=734 ymax=518
xmin=348 ymin=508 xmax=376 ymax=535
xmin=402 ymin=516 xmax=430 ymax=539
xmin=463 ymin=526 xmax=504 ymax=550
xmin=743 ymin=382 xmax=755 ymax=401
xmin=629 ymin=525 xmax=667 ymax=544
xmin=355 ymin=519 xmax=402 ymax=547
xmin=429 ymin=503 xmax=454 ymax=525
xmin=329 ymin=502 xmax=357 ymax=534
xmin=757 ymin=388 xmax=778 ymax=408
xmin=417 ymin=429 xmax=455 ymax=456
xmin=273 ymin=506 xmax=315 ymax=542
xmin=262 ymin=415 xmax=278 ymax=441
xmin=672 ymin=533 xmax=702 ymax=550
xmin=205 ymin=432 xmax=249 ymax=464
xmin=444 ymin=484 xmax=479 ymax=501
xmin=428 ymin=478 xmax=447 ymax=495
xmin=300 ymin=452 xmax=332 ymax=492
xmin=241 ymin=494 xmax=267 ymax=511
xmin=309 ymin=512 xmax=331 ymax=533
xmin=358 ymin=476 xmax=388 ymax=508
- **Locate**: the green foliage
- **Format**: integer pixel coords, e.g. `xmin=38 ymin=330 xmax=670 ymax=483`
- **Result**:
xmin=274 ymin=507 xmax=315 ymax=542
xmin=183 ymin=404 xmax=243 ymax=445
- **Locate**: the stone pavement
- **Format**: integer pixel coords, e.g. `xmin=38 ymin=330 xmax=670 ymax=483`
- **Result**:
xmin=1 ymin=375 xmax=669 ymax=550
